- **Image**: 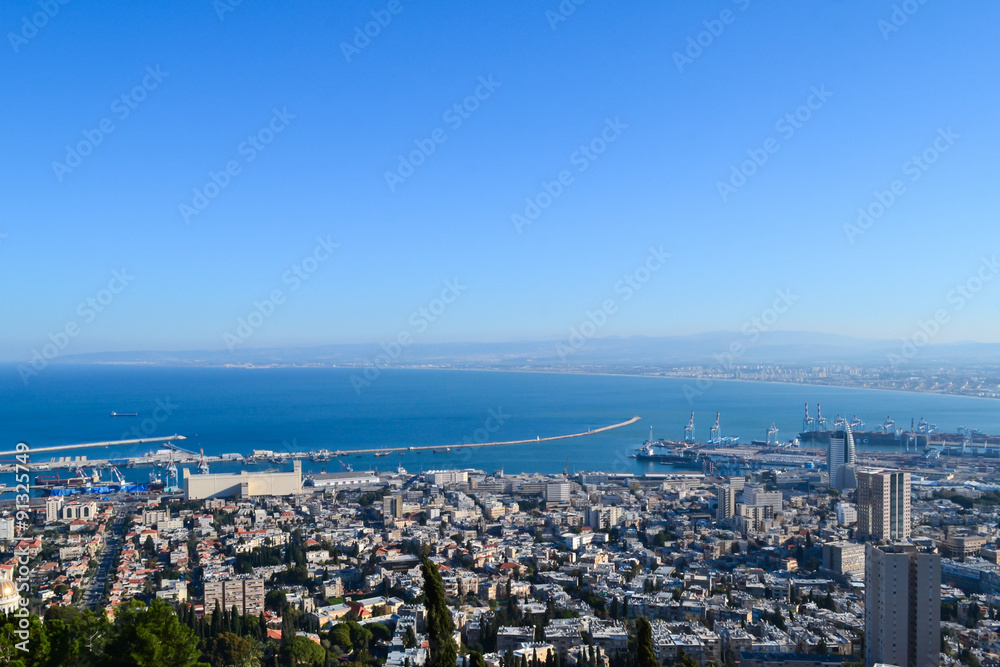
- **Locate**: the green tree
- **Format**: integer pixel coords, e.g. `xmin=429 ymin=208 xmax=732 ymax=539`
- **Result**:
xmin=0 ymin=612 xmax=49 ymax=667
xmin=328 ymin=625 xmax=353 ymax=652
xmin=103 ymin=598 xmax=203 ymax=667
xmin=422 ymin=557 xmax=458 ymax=667
xmin=470 ymin=651 xmax=487 ymax=667
xmin=201 ymin=632 xmax=256 ymax=667
xmin=44 ymin=605 xmax=109 ymax=667
xmin=635 ymin=617 xmax=657 ymax=667
xmin=284 ymin=636 xmax=325 ymax=666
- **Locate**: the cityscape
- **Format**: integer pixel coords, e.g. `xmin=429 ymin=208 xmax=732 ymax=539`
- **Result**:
xmin=3 ymin=2 xmax=999 ymax=667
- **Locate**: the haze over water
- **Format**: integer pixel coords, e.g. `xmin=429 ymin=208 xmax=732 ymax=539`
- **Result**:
xmin=2 ymin=366 xmax=998 ymax=476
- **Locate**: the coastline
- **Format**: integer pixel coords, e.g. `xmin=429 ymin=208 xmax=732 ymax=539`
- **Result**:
xmin=21 ymin=361 xmax=997 ymax=405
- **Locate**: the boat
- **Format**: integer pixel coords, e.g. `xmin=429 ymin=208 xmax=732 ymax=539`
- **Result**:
xmin=432 ymin=448 xmax=451 ymax=454
xmin=110 ymin=412 xmax=139 ymax=417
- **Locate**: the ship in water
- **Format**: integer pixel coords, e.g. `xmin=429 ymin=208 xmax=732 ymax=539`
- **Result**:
xmin=797 ymin=403 xmax=1000 ymax=452
xmin=37 ymin=465 xmax=157 ymax=496
xmin=110 ymin=412 xmax=139 ymax=417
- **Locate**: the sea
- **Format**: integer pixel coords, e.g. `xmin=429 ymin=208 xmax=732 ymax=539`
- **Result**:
xmin=1 ymin=365 xmax=999 ymax=484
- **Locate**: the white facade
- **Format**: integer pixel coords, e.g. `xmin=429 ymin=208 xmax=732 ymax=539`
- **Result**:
xmin=545 ymin=482 xmax=571 ymax=504
xmin=0 ymin=518 xmax=15 ymax=542
xmin=427 ymin=470 xmax=468 ymax=486
xmin=742 ymin=484 xmax=782 ymax=513
xmin=184 ymin=460 xmax=302 ymax=500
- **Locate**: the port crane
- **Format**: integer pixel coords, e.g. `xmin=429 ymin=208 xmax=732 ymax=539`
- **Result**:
xmin=198 ymin=448 xmax=210 ymax=474
xmin=165 ymin=451 xmax=179 ymax=489
xmin=684 ymin=412 xmax=696 ymax=442
xmin=849 ymin=414 xmax=865 ymax=430
xmin=109 ymin=466 xmax=126 ymax=486
xmin=816 ymin=403 xmax=827 ymax=429
xmin=833 ymin=414 xmax=847 ymax=430
xmin=766 ymin=422 xmax=779 ymax=446
xmin=879 ymin=416 xmax=895 ymax=435
xmin=709 ymin=412 xmax=721 ymax=445
xmin=802 ymin=403 xmax=814 ymax=432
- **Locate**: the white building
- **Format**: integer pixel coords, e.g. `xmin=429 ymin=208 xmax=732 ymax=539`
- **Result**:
xmin=742 ymin=484 xmax=782 ymax=513
xmin=0 ymin=518 xmax=15 ymax=542
xmin=827 ymin=425 xmax=857 ymax=491
xmin=426 ymin=470 xmax=468 ymax=486
xmin=184 ymin=460 xmax=302 ymax=500
xmin=545 ymin=482 xmax=571 ymax=504
xmin=835 ymin=502 xmax=857 ymax=526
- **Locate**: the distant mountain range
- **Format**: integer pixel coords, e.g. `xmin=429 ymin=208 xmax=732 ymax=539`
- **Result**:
xmin=55 ymin=331 xmax=1000 ymax=368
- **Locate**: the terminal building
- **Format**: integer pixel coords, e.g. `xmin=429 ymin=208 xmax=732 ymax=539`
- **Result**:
xmin=183 ymin=460 xmax=302 ymax=500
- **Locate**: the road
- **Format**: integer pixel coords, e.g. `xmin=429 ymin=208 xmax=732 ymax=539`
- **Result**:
xmin=82 ymin=506 xmax=128 ymax=610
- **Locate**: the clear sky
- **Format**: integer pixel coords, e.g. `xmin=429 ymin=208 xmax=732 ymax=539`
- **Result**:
xmin=1 ymin=0 xmax=998 ymax=360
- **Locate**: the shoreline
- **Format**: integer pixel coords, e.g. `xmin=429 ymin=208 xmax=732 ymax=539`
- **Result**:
xmin=21 ymin=361 xmax=998 ymax=405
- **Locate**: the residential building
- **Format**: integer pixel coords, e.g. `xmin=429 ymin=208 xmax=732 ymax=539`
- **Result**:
xmin=865 ymin=543 xmax=940 ymax=667
xmin=857 ymin=470 xmax=910 ymax=541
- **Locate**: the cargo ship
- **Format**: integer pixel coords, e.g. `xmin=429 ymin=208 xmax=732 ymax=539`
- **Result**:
xmin=799 ymin=408 xmax=1000 ymax=450
xmin=36 ymin=466 xmax=159 ymax=496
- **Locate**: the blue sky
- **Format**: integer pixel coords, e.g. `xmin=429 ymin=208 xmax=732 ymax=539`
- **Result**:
xmin=1 ymin=0 xmax=999 ymax=360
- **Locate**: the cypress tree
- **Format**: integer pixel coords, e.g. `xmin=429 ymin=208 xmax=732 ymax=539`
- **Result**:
xmin=211 ymin=600 xmax=223 ymax=636
xmin=636 ymin=617 xmax=657 ymax=667
xmin=422 ymin=557 xmax=458 ymax=667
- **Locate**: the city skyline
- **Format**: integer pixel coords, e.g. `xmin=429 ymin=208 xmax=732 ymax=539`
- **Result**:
xmin=2 ymin=1 xmax=1000 ymax=363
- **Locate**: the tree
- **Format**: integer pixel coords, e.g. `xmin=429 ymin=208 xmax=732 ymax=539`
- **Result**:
xmin=328 ymin=624 xmax=352 ymax=652
xmin=284 ymin=636 xmax=325 ymax=666
xmin=265 ymin=590 xmax=288 ymax=613
xmin=103 ymin=598 xmax=202 ymax=667
xmin=201 ymin=632 xmax=255 ymax=667
xmin=635 ymin=617 xmax=657 ymax=667
xmin=422 ymin=557 xmax=458 ymax=667
xmin=0 ymin=612 xmax=49 ymax=667
xmin=44 ymin=606 xmax=109 ymax=666
xmin=470 ymin=651 xmax=487 ymax=667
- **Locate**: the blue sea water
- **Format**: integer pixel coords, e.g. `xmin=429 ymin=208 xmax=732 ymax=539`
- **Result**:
xmin=1 ymin=365 xmax=999 ymax=479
